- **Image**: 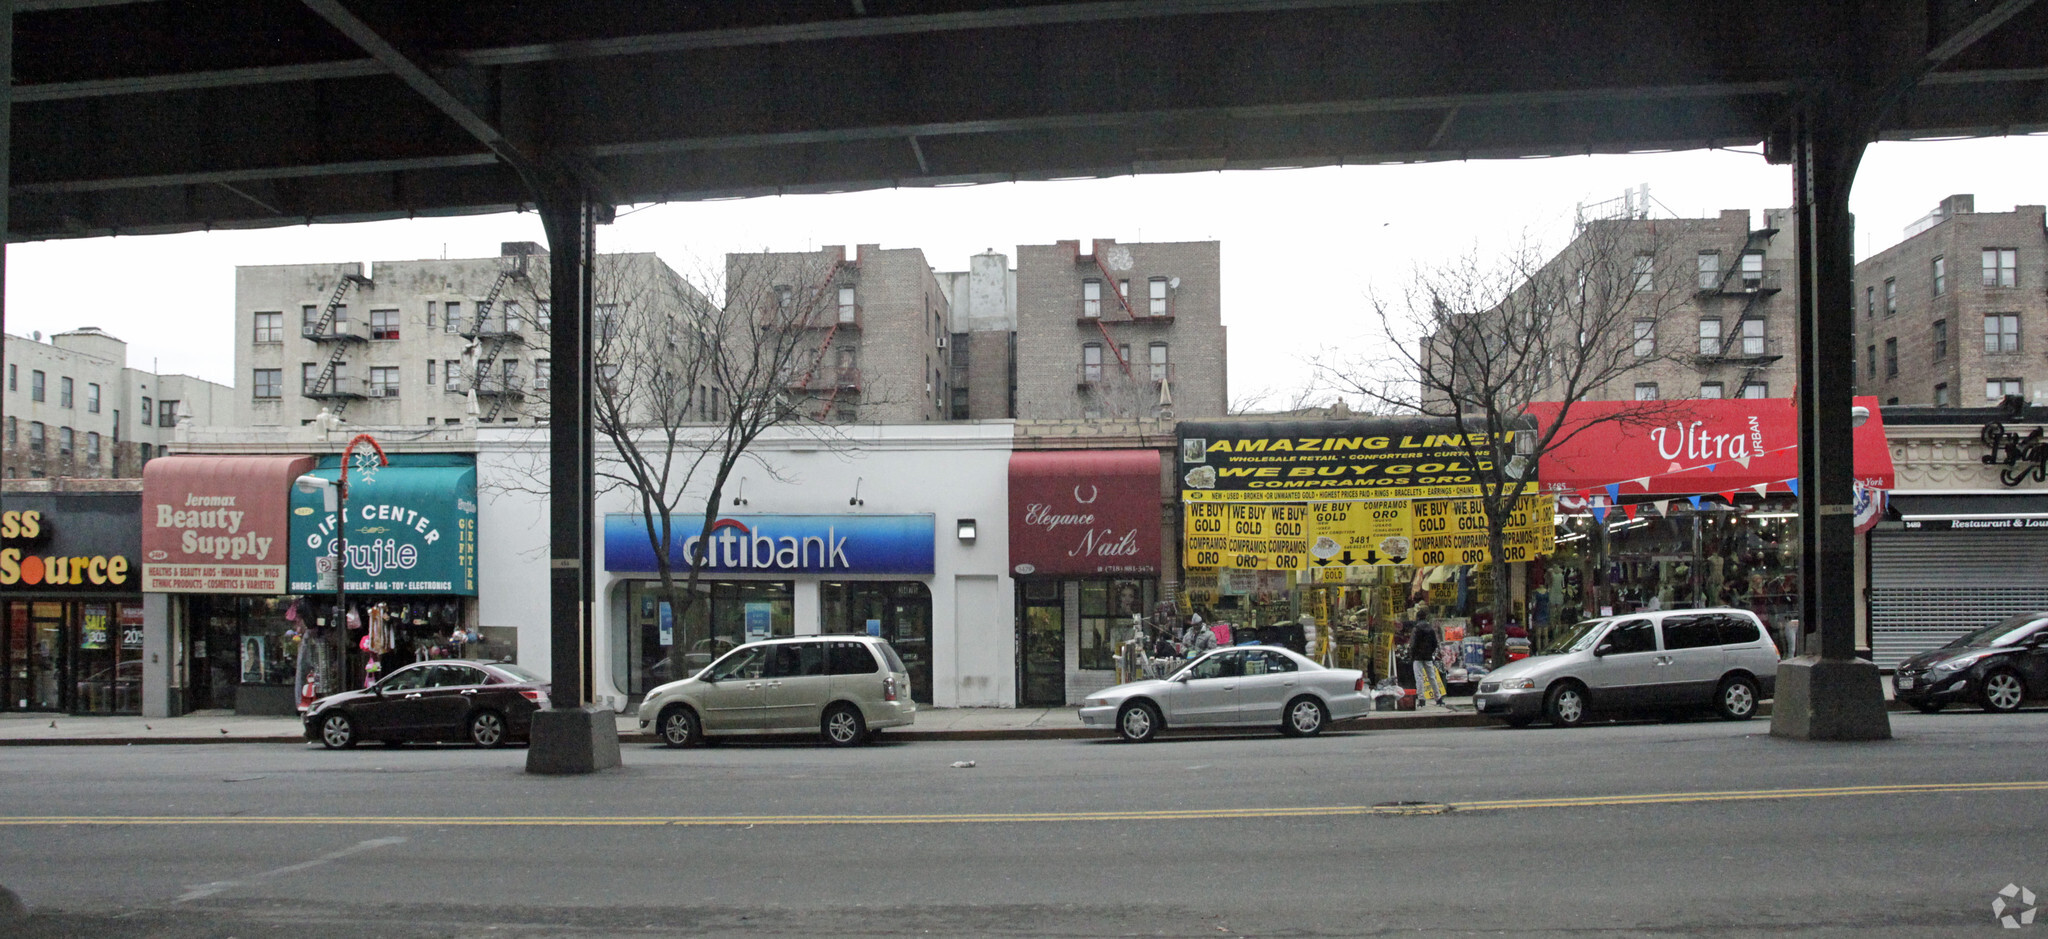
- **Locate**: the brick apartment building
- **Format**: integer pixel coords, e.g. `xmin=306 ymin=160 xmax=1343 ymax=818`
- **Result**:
xmin=1853 ymin=195 xmax=2048 ymax=408
xmin=2 ymin=328 xmax=231 ymax=479
xmin=1518 ymin=207 xmax=1802 ymax=404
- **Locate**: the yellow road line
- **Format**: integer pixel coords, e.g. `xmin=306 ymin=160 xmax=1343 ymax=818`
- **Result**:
xmin=3 ymin=780 xmax=2042 ymax=827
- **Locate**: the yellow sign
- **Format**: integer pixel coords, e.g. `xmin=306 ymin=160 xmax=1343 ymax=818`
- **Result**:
xmin=1306 ymin=500 xmax=1413 ymax=566
xmin=1409 ymin=496 xmax=1555 ymax=566
xmin=1184 ymin=503 xmax=1308 ymax=572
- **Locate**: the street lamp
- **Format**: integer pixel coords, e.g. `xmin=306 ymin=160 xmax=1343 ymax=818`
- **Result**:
xmin=293 ymin=433 xmax=388 ymax=702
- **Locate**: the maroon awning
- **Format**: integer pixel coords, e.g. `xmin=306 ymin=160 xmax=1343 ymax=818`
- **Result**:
xmin=1009 ymin=450 xmax=1161 ymax=576
xmin=141 ymin=454 xmax=314 ymax=594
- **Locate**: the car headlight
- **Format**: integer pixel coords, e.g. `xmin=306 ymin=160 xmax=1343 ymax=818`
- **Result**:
xmin=1495 ymin=678 xmax=1537 ymax=690
xmin=1084 ymin=696 xmax=1116 ymax=708
xmin=1930 ymin=656 xmax=1981 ymax=674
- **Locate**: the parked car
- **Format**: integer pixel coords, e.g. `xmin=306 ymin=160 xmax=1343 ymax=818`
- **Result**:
xmin=638 ymin=635 xmax=916 ymax=747
xmin=1078 ymin=646 xmax=1370 ymax=742
xmin=1474 ymin=608 xmax=1778 ymax=728
xmin=1893 ymin=612 xmax=2048 ymax=713
xmin=305 ymin=660 xmax=549 ymax=749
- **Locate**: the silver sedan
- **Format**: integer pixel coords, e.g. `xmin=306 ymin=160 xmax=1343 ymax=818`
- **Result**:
xmin=1078 ymin=646 xmax=1371 ymax=742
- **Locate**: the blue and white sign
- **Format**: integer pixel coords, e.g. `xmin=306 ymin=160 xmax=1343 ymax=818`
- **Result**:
xmin=745 ymin=602 xmax=772 ymax=641
xmin=602 ymin=514 xmax=935 ymax=576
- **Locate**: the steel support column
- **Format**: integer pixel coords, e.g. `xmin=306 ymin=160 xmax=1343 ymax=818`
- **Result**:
xmin=1771 ymin=88 xmax=1891 ymax=741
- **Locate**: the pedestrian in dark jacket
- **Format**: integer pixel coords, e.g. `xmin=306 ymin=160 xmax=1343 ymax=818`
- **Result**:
xmin=1408 ymin=619 xmax=1445 ymax=706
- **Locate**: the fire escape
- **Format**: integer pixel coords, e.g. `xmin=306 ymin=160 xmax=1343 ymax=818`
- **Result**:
xmin=780 ymin=252 xmax=861 ymax=420
xmin=301 ymin=272 xmax=372 ymax=420
xmin=463 ymin=264 xmax=530 ymax=421
xmin=1696 ymin=226 xmax=1785 ymax=394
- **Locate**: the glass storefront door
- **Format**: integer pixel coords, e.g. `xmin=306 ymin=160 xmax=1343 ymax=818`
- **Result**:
xmin=5 ymin=603 xmax=67 ymax=711
xmin=821 ymin=581 xmax=932 ymax=704
xmin=1019 ymin=598 xmax=1066 ymax=707
xmin=615 ymin=580 xmax=795 ymax=699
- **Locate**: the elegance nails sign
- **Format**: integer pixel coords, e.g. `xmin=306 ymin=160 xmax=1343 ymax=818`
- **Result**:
xmin=1009 ymin=450 xmax=1161 ymax=576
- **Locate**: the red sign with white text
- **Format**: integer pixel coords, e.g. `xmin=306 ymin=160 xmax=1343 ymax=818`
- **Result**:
xmin=141 ymin=455 xmax=315 ymax=594
xmin=1529 ymin=397 xmax=1894 ymax=495
xmin=1009 ymin=450 xmax=1162 ymax=576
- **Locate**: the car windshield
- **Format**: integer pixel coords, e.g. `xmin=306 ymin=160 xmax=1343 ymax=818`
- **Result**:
xmin=491 ymin=663 xmax=545 ymax=683
xmin=1944 ymin=613 xmax=2048 ymax=649
xmin=1543 ymin=620 xmax=1611 ymax=655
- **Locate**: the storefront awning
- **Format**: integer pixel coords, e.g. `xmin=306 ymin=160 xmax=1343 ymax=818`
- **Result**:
xmin=1531 ymin=397 xmax=1895 ymax=497
xmin=1890 ymin=494 xmax=2048 ymax=522
xmin=1009 ymin=449 xmax=1161 ymax=576
xmin=289 ymin=455 xmax=478 ymax=595
xmin=141 ymin=454 xmax=315 ymax=594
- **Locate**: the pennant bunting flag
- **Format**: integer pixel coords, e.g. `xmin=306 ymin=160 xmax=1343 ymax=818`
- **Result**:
xmin=1734 ymin=456 xmax=1751 ymax=469
xmin=1591 ymin=504 xmax=1609 ymax=524
xmin=1653 ymin=500 xmax=1671 ymax=517
xmin=1786 ymin=478 xmax=1800 ymax=498
xmin=1705 ymin=463 xmax=1718 ymax=473
xmin=1719 ymin=491 xmax=1737 ymax=504
xmin=1687 ymin=495 xmax=1703 ymax=510
xmin=1751 ymin=482 xmax=1770 ymax=496
xmin=1667 ymin=462 xmax=1683 ymax=474
xmin=1632 ymin=477 xmax=1651 ymax=490
xmin=1622 ymin=504 xmax=1638 ymax=520
xmin=1605 ymin=483 xmax=1621 ymax=504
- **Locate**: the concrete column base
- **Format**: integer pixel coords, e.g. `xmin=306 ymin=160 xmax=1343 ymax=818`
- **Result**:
xmin=526 ymin=706 xmax=623 ymax=775
xmin=1769 ymin=656 xmax=1892 ymax=741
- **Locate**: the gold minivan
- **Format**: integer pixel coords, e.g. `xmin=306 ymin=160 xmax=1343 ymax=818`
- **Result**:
xmin=637 ymin=635 xmax=916 ymax=746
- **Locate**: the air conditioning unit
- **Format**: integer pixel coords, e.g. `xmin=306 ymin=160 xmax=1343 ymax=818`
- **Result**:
xmin=935 ymin=334 xmax=948 ymax=350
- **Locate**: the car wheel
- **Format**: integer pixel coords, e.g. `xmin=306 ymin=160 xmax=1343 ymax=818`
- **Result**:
xmin=1910 ymin=700 xmax=1946 ymax=714
xmin=1981 ymin=669 xmax=2026 ymax=713
xmin=468 ymin=710 xmax=509 ymax=748
xmin=317 ymin=712 xmax=358 ymax=749
xmin=1713 ymin=675 xmax=1759 ymax=721
xmin=1544 ymin=683 xmax=1588 ymax=728
xmin=1281 ymin=696 xmax=1328 ymax=737
xmin=657 ymin=704 xmax=701 ymax=748
xmin=822 ymin=703 xmax=867 ymax=746
xmin=1117 ymin=701 xmax=1161 ymax=743
xmin=1502 ymin=716 xmax=1536 ymax=729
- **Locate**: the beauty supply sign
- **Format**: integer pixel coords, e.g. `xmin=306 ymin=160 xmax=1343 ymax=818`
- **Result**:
xmin=142 ymin=455 xmax=314 ymax=594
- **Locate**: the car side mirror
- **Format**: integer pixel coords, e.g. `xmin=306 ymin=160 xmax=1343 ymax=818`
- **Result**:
xmin=1592 ymin=642 xmax=1613 ymax=657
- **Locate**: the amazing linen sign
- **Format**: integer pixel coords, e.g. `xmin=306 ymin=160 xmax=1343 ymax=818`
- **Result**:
xmin=1176 ymin=419 xmax=1531 ymax=503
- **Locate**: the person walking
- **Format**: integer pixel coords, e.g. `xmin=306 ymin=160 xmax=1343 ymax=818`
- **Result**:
xmin=1408 ymin=616 xmax=1445 ymax=707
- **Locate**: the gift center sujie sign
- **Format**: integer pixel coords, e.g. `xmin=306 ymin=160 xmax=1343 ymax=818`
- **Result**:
xmin=288 ymin=457 xmax=479 ymax=595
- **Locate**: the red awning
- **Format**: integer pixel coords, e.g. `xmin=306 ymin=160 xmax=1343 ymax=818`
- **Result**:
xmin=1530 ymin=397 xmax=1894 ymax=496
xmin=141 ymin=454 xmax=315 ymax=593
xmin=1009 ymin=449 xmax=1162 ymax=576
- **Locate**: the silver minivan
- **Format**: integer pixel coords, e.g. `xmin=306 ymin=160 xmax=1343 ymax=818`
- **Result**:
xmin=637 ymin=635 xmax=916 ymax=746
xmin=1474 ymin=608 xmax=1779 ymax=727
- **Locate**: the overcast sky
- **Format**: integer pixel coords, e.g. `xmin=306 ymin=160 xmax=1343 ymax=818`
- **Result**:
xmin=7 ymin=134 xmax=2045 ymax=404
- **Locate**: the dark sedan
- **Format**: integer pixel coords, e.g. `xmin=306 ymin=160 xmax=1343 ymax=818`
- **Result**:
xmin=305 ymin=660 xmax=550 ymax=749
xmin=1893 ymin=612 xmax=2048 ymax=713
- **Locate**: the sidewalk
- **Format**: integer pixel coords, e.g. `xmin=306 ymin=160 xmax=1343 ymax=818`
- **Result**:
xmin=0 ymin=700 xmax=1494 ymax=746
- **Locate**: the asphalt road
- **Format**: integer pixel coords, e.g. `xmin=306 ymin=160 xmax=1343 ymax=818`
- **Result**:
xmin=3 ymin=711 xmax=2046 ymax=938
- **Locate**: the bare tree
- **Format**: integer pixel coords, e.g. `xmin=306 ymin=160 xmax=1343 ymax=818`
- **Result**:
xmin=1313 ymin=221 xmax=1689 ymax=666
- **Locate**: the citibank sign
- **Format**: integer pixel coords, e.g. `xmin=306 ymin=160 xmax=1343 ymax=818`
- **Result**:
xmin=602 ymin=514 xmax=934 ymax=575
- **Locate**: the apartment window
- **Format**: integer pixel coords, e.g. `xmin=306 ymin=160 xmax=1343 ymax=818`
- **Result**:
xmin=1934 ymin=383 xmax=1950 ymax=407
xmin=1697 ymin=319 xmax=1721 ymax=356
xmin=370 ymin=308 xmax=400 ymax=340
xmin=1082 ymin=279 xmax=1102 ymax=318
xmin=31 ymin=370 xmax=44 ymax=402
xmin=1634 ymin=382 xmax=1659 ymax=401
xmin=534 ymin=358 xmax=550 ymax=391
xmin=253 ymin=369 xmax=283 ymax=399
xmin=1633 ymin=254 xmax=1654 ymax=291
xmin=28 ymin=422 xmax=43 ymax=452
xmin=1983 ymin=248 xmax=2018 ymax=287
xmin=1740 ymin=382 xmax=1769 ymax=399
xmin=1697 ymin=251 xmax=1720 ymax=290
xmin=443 ymin=301 xmax=463 ymax=334
xmin=6 ymin=364 xmax=13 ymax=390
xmin=501 ymin=359 xmax=519 ymax=390
xmin=1740 ymin=251 xmax=1764 ymax=289
xmin=426 ymin=360 xmax=437 ymax=387
xmin=502 ymin=301 xmax=523 ymax=331
xmin=58 ymin=427 xmax=72 ymax=456
xmin=1884 ymin=278 xmax=1896 ymax=317
xmin=302 ymin=304 xmax=321 ymax=333
xmin=1883 ymin=338 xmax=1898 ymax=378
xmin=301 ymin=364 xmax=320 ymax=394
xmin=86 ymin=432 xmax=100 ymax=464
xmin=254 ymin=311 xmax=283 ymax=343
xmin=59 ymin=377 xmax=73 ymax=408
xmin=1932 ymin=319 xmax=1948 ymax=359
xmin=1740 ymin=318 xmax=1765 ymax=356
xmin=425 ymin=301 xmax=437 ymax=330
xmin=596 ymin=304 xmax=621 ymax=346
xmin=111 ymin=410 xmax=119 ymax=441
xmin=1082 ymin=343 xmax=1104 ymax=382
xmin=1866 ymin=345 xmax=1877 ymax=380
xmin=1149 ymin=342 xmax=1170 ymax=382
xmin=1865 ymin=285 xmax=1875 ymax=318
xmin=773 ymin=285 xmax=793 ymax=316
xmin=1632 ymin=320 xmax=1655 ymax=357
xmin=1149 ymin=277 xmax=1168 ymax=316
xmin=4 ymin=417 xmax=12 ymax=445
xmin=158 ymin=399 xmax=178 ymax=427
xmin=1985 ymin=313 xmax=2019 ymax=353
xmin=444 ymin=360 xmax=462 ymax=391
xmin=837 ymin=287 xmax=856 ymax=324
xmin=369 ymin=367 xmax=399 ymax=398
xmin=1699 ymin=382 xmax=1724 ymax=399
xmin=140 ymin=396 xmax=152 ymax=425
xmin=534 ymin=302 xmax=550 ymax=333
xmin=86 ymin=383 xmax=100 ymax=413
xmin=1988 ymin=378 xmax=2023 ymax=402
xmin=1931 ymin=256 xmax=1946 ymax=296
